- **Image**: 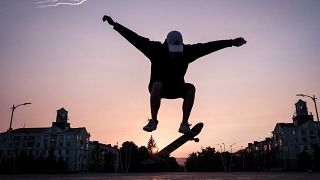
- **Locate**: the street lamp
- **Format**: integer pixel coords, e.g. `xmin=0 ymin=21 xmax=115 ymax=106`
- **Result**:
xmin=229 ymin=143 xmax=236 ymax=173
xmin=241 ymin=146 xmax=245 ymax=172
xmin=222 ymin=143 xmax=226 ymax=152
xmin=217 ymin=144 xmax=226 ymax=173
xmin=6 ymin=102 xmax=31 ymax=172
xmin=8 ymin=103 xmax=32 ymax=131
xmin=222 ymin=143 xmax=227 ymax=172
xmin=296 ymin=94 xmax=319 ymax=122
xmin=230 ymin=143 xmax=236 ymax=153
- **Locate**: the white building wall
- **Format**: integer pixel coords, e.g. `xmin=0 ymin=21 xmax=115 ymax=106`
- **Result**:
xmin=0 ymin=128 xmax=90 ymax=172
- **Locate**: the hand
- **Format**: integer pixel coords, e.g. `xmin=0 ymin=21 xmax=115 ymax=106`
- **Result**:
xmin=102 ymin=15 xmax=115 ymax=26
xmin=232 ymin=37 xmax=247 ymax=47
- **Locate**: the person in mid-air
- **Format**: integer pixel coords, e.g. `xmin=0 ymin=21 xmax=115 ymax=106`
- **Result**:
xmin=103 ymin=15 xmax=247 ymax=133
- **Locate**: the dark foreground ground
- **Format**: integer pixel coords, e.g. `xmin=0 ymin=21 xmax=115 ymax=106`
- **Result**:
xmin=0 ymin=172 xmax=320 ymax=180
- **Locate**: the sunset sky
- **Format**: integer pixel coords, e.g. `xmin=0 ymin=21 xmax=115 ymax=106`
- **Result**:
xmin=1 ymin=0 xmax=320 ymax=157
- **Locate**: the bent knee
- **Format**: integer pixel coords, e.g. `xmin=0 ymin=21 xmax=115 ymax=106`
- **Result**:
xmin=151 ymin=82 xmax=163 ymax=92
xmin=186 ymin=83 xmax=196 ymax=94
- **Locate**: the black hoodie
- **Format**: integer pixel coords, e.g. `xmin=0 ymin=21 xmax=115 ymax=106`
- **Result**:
xmin=113 ymin=23 xmax=233 ymax=87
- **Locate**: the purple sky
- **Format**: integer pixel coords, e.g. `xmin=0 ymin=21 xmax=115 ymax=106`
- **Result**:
xmin=1 ymin=0 xmax=320 ymax=157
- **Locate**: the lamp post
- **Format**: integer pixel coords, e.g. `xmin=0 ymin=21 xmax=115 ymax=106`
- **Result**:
xmin=6 ymin=102 xmax=31 ymax=172
xmin=229 ymin=143 xmax=236 ymax=173
xmin=217 ymin=144 xmax=226 ymax=173
xmin=222 ymin=143 xmax=227 ymax=173
xmin=296 ymin=94 xmax=319 ymax=122
xmin=8 ymin=103 xmax=32 ymax=131
xmin=241 ymin=146 xmax=245 ymax=172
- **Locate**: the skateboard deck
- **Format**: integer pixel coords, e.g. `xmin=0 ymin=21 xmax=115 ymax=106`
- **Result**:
xmin=143 ymin=122 xmax=203 ymax=164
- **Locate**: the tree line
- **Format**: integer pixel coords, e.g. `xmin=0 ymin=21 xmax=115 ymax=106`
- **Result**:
xmin=2 ymin=137 xmax=319 ymax=173
xmin=0 ymin=150 xmax=68 ymax=173
xmin=185 ymin=145 xmax=320 ymax=172
xmin=0 ymin=138 xmax=181 ymax=173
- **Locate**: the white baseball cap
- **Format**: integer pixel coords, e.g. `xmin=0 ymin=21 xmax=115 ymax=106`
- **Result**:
xmin=166 ymin=31 xmax=183 ymax=52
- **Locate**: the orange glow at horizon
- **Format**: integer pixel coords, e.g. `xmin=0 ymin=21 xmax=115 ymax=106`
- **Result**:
xmin=1 ymin=1 xmax=320 ymax=158
xmin=151 ymin=147 xmax=159 ymax=155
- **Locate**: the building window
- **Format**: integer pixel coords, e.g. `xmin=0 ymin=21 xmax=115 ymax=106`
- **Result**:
xmin=303 ymin=137 xmax=307 ymax=142
xmin=58 ymin=135 xmax=64 ymax=145
xmin=292 ymin=130 xmax=296 ymax=135
xmin=43 ymin=135 xmax=49 ymax=147
xmin=27 ymin=136 xmax=35 ymax=148
xmin=310 ymin=130 xmax=314 ymax=135
xmin=50 ymin=135 xmax=57 ymax=141
xmin=14 ymin=136 xmax=21 ymax=141
xmin=279 ymin=139 xmax=283 ymax=146
xmin=50 ymin=141 xmax=57 ymax=148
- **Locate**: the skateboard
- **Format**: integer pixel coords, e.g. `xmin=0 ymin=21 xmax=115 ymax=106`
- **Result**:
xmin=143 ymin=122 xmax=204 ymax=164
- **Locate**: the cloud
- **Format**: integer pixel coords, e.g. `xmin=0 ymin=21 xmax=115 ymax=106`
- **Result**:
xmin=36 ymin=0 xmax=88 ymax=8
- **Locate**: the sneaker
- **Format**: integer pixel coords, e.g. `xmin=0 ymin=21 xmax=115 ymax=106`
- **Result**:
xmin=179 ymin=122 xmax=191 ymax=133
xmin=143 ymin=119 xmax=158 ymax=132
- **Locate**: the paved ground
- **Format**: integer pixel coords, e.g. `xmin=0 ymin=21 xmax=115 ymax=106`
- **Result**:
xmin=0 ymin=172 xmax=319 ymax=180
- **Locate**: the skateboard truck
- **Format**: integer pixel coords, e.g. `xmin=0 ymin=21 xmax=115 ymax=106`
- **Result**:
xmin=191 ymin=137 xmax=199 ymax=142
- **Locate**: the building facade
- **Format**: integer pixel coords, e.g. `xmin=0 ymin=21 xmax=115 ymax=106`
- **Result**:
xmin=88 ymin=141 xmax=119 ymax=172
xmin=272 ymin=99 xmax=320 ymax=169
xmin=0 ymin=108 xmax=91 ymax=171
xmin=243 ymin=99 xmax=320 ymax=170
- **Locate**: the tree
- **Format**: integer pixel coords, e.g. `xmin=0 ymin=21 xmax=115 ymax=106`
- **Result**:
xmin=297 ymin=151 xmax=311 ymax=171
xmin=185 ymin=147 xmax=222 ymax=172
xmin=120 ymin=141 xmax=151 ymax=172
xmin=102 ymin=152 xmax=116 ymax=172
xmin=147 ymin=135 xmax=158 ymax=155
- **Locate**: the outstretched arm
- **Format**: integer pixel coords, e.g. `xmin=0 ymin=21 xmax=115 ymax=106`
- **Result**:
xmin=102 ymin=15 xmax=155 ymax=57
xmin=187 ymin=37 xmax=247 ymax=62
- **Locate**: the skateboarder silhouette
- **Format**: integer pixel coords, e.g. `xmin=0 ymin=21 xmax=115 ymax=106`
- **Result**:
xmin=103 ymin=15 xmax=246 ymax=133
